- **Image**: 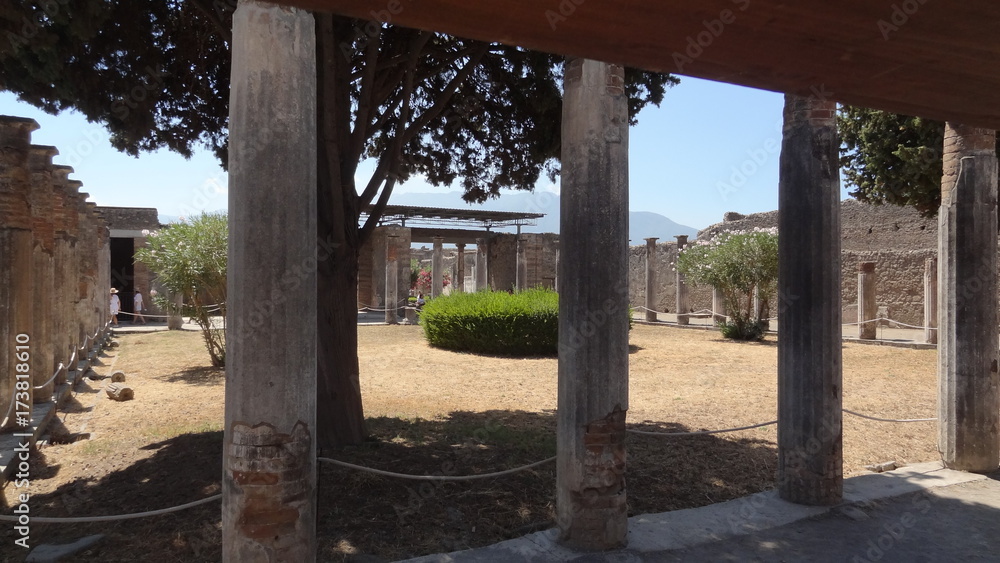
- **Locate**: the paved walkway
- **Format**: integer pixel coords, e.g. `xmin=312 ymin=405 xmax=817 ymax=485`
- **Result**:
xmin=402 ymin=462 xmax=999 ymax=562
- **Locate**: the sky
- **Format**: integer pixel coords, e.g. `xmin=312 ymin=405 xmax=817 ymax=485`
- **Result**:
xmin=0 ymin=76 xmax=854 ymax=231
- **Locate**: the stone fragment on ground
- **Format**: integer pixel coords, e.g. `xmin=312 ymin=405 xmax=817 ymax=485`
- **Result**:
xmin=26 ymin=534 xmax=105 ymax=562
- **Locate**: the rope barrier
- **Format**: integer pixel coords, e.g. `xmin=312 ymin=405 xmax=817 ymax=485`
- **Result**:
xmin=0 ymin=494 xmax=222 ymax=524
xmin=843 ymin=409 xmax=937 ymax=423
xmin=319 ymin=455 xmax=556 ymax=481
xmin=628 ymin=420 xmax=778 ymax=436
xmin=34 ymin=363 xmax=65 ymax=391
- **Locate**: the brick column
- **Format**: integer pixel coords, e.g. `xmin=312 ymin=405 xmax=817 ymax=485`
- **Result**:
xmin=675 ymin=235 xmax=690 ymax=325
xmin=475 ymin=237 xmax=489 ymax=291
xmin=223 ymin=1 xmax=317 ymax=559
xmin=455 ymin=243 xmax=466 ymax=292
xmin=644 ymin=238 xmax=658 ymax=322
xmin=432 ymin=236 xmax=444 ymax=298
xmin=556 ymin=58 xmax=629 ymax=550
xmin=858 ymin=262 xmax=877 ymax=340
xmin=938 ymin=123 xmax=999 ymax=472
xmin=385 ymin=234 xmax=399 ymax=325
xmin=516 ymin=236 xmax=528 ymax=292
xmin=0 ymin=117 xmax=37 ymax=431
xmin=51 ymin=165 xmax=74 ymax=384
xmin=924 ymin=257 xmax=937 ymax=344
xmin=28 ymin=145 xmax=58 ymax=402
xmin=776 ymin=94 xmax=843 ymax=506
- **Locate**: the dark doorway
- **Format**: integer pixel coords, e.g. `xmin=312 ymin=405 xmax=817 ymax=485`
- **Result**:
xmin=110 ymin=237 xmax=135 ymax=317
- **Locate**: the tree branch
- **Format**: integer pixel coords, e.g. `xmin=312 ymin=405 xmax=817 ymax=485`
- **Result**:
xmin=348 ymin=26 xmax=383 ymax=165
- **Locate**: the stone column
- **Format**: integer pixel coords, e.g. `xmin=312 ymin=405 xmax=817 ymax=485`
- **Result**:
xmin=167 ymin=293 xmax=184 ymax=330
xmin=223 ymin=2 xmax=317 ymax=560
xmin=712 ymin=286 xmax=727 ymax=323
xmin=675 ymin=235 xmax=690 ymax=325
xmin=455 ymin=243 xmax=466 ymax=293
xmin=644 ymin=238 xmax=658 ymax=322
xmin=516 ymin=236 xmax=528 ymax=291
xmin=776 ymin=94 xmax=843 ymax=506
xmin=476 ymin=237 xmax=489 ymax=291
xmin=385 ymin=235 xmax=399 ymax=325
xmin=28 ymin=145 xmax=58 ymax=402
xmin=858 ymin=262 xmax=877 ymax=340
xmin=432 ymin=236 xmax=444 ymax=298
xmin=556 ymin=58 xmax=629 ymax=550
xmin=938 ymin=123 xmax=999 ymax=473
xmin=0 ymin=117 xmax=37 ymax=431
xmin=51 ymin=165 xmax=74 ymax=384
xmin=924 ymin=257 xmax=937 ymax=344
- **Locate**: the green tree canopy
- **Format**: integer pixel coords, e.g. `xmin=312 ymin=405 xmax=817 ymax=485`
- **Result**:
xmin=134 ymin=212 xmax=227 ymax=367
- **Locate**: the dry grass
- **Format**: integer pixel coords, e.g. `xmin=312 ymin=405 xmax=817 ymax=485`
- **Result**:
xmin=0 ymin=324 xmax=938 ymax=562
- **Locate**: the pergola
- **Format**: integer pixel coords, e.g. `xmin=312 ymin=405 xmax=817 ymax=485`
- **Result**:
xmin=223 ymin=1 xmax=999 ymax=560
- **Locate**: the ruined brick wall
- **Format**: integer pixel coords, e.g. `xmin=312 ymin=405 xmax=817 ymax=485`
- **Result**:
xmin=626 ymin=241 xmax=713 ymax=315
xmin=98 ymin=207 xmax=161 ymax=231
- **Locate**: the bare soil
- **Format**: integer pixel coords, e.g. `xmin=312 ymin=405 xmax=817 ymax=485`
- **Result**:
xmin=1 ymin=324 xmax=937 ymax=562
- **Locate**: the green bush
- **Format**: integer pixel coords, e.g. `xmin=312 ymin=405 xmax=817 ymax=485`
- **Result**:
xmin=420 ymin=289 xmax=559 ymax=356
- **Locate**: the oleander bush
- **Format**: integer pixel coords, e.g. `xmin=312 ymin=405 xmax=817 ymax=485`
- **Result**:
xmin=421 ymin=289 xmax=559 ymax=356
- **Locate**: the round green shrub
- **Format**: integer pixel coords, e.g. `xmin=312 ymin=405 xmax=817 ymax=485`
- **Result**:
xmin=420 ymin=289 xmax=559 ymax=356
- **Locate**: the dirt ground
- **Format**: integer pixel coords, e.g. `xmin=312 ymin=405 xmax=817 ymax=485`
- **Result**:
xmin=0 ymin=324 xmax=938 ymax=562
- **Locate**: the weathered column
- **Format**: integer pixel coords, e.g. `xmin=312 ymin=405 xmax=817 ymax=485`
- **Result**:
xmin=712 ymin=286 xmax=727 ymax=323
xmin=431 ymin=236 xmax=444 ymax=298
xmin=0 ymin=117 xmax=37 ymax=431
xmin=167 ymin=292 xmax=184 ymax=330
xmin=516 ymin=236 xmax=528 ymax=292
xmin=644 ymin=238 xmax=658 ymax=322
xmin=675 ymin=235 xmax=690 ymax=325
xmin=938 ymin=123 xmax=999 ymax=473
xmin=924 ymin=257 xmax=937 ymax=344
xmin=556 ymin=58 xmax=629 ymax=550
xmin=28 ymin=145 xmax=58 ymax=402
xmin=858 ymin=262 xmax=877 ymax=340
xmin=776 ymin=94 xmax=843 ymax=505
xmin=385 ymin=235 xmax=399 ymax=325
xmin=475 ymin=237 xmax=489 ymax=291
xmin=455 ymin=243 xmax=466 ymax=292
xmin=51 ymin=165 xmax=74 ymax=384
xmin=223 ymin=2 xmax=317 ymax=561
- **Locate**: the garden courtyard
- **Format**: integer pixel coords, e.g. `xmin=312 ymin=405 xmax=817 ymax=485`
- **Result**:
xmin=0 ymin=324 xmax=937 ymax=562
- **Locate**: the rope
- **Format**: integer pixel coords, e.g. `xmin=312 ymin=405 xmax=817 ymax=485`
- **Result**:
xmin=0 ymin=494 xmax=221 ymax=524
xmin=34 ymin=363 xmax=65 ymax=390
xmin=318 ymin=455 xmax=556 ymax=481
xmin=843 ymin=409 xmax=937 ymax=423
xmin=628 ymin=420 xmax=777 ymax=436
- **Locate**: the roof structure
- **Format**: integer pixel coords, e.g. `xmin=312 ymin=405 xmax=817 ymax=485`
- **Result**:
xmin=362 ymin=204 xmax=543 ymax=230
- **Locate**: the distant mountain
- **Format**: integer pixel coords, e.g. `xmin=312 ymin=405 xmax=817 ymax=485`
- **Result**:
xmin=388 ymin=190 xmax=699 ymax=242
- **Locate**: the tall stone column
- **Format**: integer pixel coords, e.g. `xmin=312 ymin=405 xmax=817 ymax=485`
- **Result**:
xmin=51 ymin=165 xmax=74 ymax=384
xmin=432 ymin=236 xmax=444 ymax=298
xmin=516 ymin=236 xmax=528 ymax=292
xmin=28 ymin=145 xmax=58 ymax=402
xmin=475 ymin=237 xmax=489 ymax=291
xmin=776 ymin=94 xmax=843 ymax=506
xmin=644 ymin=238 xmax=658 ymax=322
xmin=712 ymin=286 xmax=727 ymax=323
xmin=857 ymin=262 xmax=877 ymax=340
xmin=0 ymin=117 xmax=37 ymax=431
xmin=937 ymin=123 xmax=999 ymax=473
xmin=675 ymin=235 xmax=690 ymax=325
xmin=924 ymin=257 xmax=937 ymax=344
xmin=223 ymin=2 xmax=317 ymax=560
xmin=455 ymin=243 xmax=466 ymax=292
xmin=385 ymin=235 xmax=399 ymax=325
xmin=556 ymin=58 xmax=629 ymax=550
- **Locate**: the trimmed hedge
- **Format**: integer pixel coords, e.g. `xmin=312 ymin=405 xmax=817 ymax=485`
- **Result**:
xmin=420 ymin=289 xmax=559 ymax=356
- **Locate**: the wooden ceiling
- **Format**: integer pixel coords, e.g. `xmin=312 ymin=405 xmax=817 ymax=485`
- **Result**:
xmin=280 ymin=0 xmax=1000 ymax=129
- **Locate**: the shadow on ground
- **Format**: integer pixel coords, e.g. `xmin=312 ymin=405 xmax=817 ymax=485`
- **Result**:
xmin=0 ymin=411 xmax=776 ymax=563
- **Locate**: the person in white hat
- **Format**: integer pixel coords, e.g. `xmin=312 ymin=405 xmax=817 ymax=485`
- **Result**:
xmin=110 ymin=288 xmax=121 ymax=326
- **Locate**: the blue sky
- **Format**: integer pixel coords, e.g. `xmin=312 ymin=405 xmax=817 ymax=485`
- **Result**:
xmin=0 ymin=76 xmax=853 ymax=230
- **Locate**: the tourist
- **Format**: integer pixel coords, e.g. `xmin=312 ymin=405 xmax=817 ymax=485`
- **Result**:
xmin=133 ymin=290 xmax=147 ymax=325
xmin=109 ymin=288 xmax=121 ymax=326
xmin=416 ymin=293 xmax=426 ymax=308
